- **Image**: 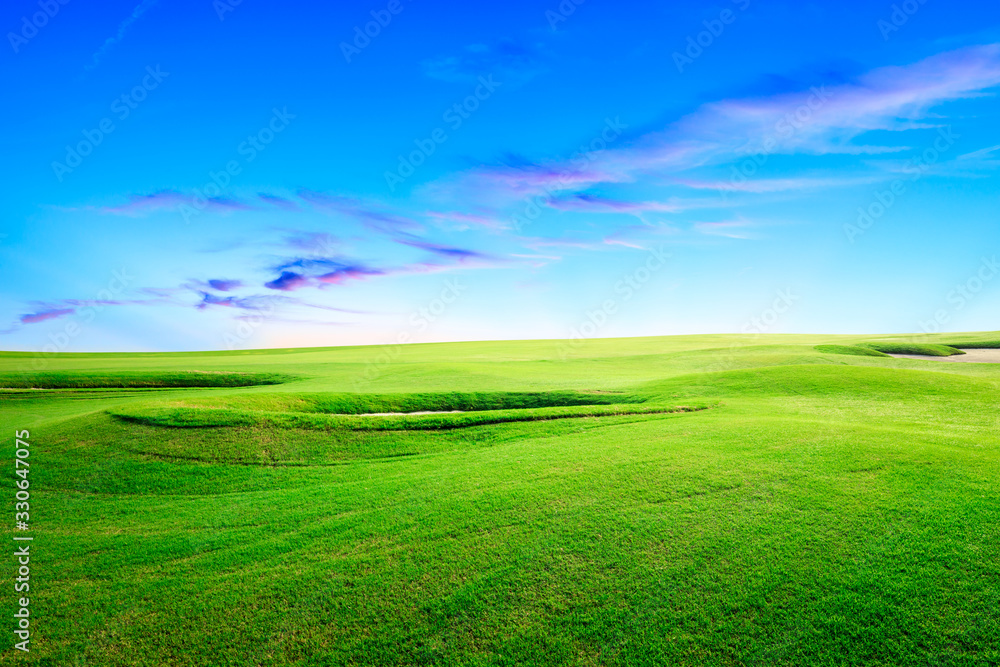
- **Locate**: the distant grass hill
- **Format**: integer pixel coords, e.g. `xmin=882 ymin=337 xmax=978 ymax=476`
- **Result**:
xmin=0 ymin=370 xmax=292 ymax=389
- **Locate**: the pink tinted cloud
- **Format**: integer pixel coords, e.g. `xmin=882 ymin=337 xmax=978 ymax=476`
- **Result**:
xmin=207 ymin=279 xmax=242 ymax=291
xmin=426 ymin=44 xmax=1000 ymax=207
xmin=546 ymin=194 xmax=687 ymax=214
xmin=675 ymin=43 xmax=1000 ymax=157
xmin=424 ymin=162 xmax=633 ymax=210
xmin=379 ymin=253 xmax=512 ymax=278
xmin=258 ymin=193 xmax=300 ymax=210
xmin=297 ymin=190 xmax=423 ymax=234
xmin=97 ymin=190 xmax=256 ymax=216
xmin=395 ymin=238 xmax=489 ymax=260
xmin=264 ymin=271 xmax=310 ymax=291
xmin=20 ymin=308 xmax=75 ymax=324
xmin=425 ymin=210 xmax=509 ymax=231
xmin=317 ymin=267 xmax=385 ymax=284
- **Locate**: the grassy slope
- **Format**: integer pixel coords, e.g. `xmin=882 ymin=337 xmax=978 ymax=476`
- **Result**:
xmin=813 ymin=344 xmax=890 ymax=357
xmin=1 ymin=333 xmax=999 ymax=666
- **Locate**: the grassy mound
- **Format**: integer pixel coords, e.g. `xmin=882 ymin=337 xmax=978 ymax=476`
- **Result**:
xmin=814 ymin=344 xmax=890 ymax=357
xmin=96 ymin=390 xmax=709 ymax=464
xmin=942 ymin=339 xmax=1000 ymax=349
xmin=0 ymin=370 xmax=293 ymax=389
xmin=80 ymin=407 xmax=709 ymax=465
xmin=858 ymin=342 xmax=965 ymax=357
xmin=155 ymin=390 xmax=638 ymax=414
xmin=108 ymin=390 xmax=707 ymax=432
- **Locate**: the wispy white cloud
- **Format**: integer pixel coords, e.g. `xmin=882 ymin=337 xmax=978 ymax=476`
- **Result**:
xmin=957 ymin=143 xmax=1000 ymax=169
xmin=675 ymin=175 xmax=882 ymax=194
xmin=426 ymin=44 xmax=1000 ymax=208
xmin=693 ymin=218 xmax=759 ymax=240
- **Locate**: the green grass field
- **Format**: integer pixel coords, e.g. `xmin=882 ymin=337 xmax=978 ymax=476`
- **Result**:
xmin=2 ymin=332 xmax=999 ymax=666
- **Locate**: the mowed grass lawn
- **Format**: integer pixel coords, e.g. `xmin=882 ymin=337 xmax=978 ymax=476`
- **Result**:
xmin=1 ymin=333 xmax=999 ymax=666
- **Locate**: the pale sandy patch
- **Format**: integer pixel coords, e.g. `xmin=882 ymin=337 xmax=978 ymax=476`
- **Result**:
xmin=887 ymin=349 xmax=1000 ymax=363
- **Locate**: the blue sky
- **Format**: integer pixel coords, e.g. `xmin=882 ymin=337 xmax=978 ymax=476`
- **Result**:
xmin=3 ymin=0 xmax=1000 ymax=352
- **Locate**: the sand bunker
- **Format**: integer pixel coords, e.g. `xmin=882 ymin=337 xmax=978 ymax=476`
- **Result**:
xmin=888 ymin=349 xmax=1000 ymax=363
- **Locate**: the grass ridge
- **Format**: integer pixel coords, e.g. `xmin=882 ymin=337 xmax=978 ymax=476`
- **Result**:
xmin=814 ymin=344 xmax=890 ymax=357
xmin=0 ymin=370 xmax=294 ymax=389
xmin=109 ymin=402 xmax=710 ymax=431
